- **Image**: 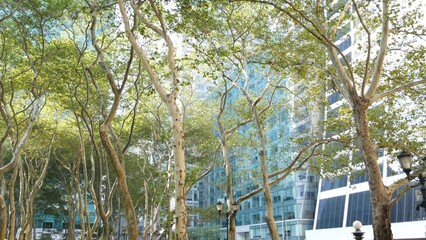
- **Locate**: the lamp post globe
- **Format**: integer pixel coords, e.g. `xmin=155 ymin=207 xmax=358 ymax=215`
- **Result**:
xmin=353 ymin=220 xmax=362 ymax=230
xmin=352 ymin=220 xmax=364 ymax=240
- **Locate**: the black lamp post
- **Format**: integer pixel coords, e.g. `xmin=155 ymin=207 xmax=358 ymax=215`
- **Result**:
xmin=398 ymin=151 xmax=426 ymax=210
xmin=216 ymin=200 xmax=238 ymax=240
xmin=352 ymin=220 xmax=364 ymax=240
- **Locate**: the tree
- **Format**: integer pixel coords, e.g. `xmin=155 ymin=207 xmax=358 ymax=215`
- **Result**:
xmin=0 ymin=1 xmax=71 ymax=237
xmin=175 ymin=1 xmax=335 ymax=239
xmin=17 ymin=120 xmax=56 ymax=240
xmin=234 ymin=0 xmax=426 ymax=239
xmin=118 ymin=1 xmax=191 ymax=239
xmin=82 ymin=0 xmax=143 ymax=238
xmin=3 ymin=1 xmax=219 ymax=239
xmin=176 ymin=2 xmax=336 ymax=239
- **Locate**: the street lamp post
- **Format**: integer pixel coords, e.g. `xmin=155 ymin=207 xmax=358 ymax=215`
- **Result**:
xmin=216 ymin=200 xmax=238 ymax=240
xmin=398 ymin=151 xmax=426 ymax=210
xmin=352 ymin=220 xmax=364 ymax=240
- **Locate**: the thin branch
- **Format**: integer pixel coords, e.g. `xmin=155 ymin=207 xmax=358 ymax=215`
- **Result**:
xmin=122 ymin=80 xmax=140 ymax=154
xmin=352 ymin=0 xmax=372 ymax=96
xmin=119 ymin=0 xmax=169 ymax=101
xmin=269 ymin=138 xmax=343 ymax=178
xmin=0 ymin=1 xmax=21 ymax=23
xmin=371 ymin=79 xmax=426 ymax=103
xmin=365 ymin=0 xmax=390 ymax=98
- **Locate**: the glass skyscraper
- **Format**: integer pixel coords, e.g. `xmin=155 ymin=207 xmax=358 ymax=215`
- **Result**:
xmin=195 ymin=63 xmax=320 ymax=240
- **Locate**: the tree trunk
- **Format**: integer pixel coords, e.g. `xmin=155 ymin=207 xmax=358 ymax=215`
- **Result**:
xmin=83 ymin=115 xmax=112 ymax=240
xmin=254 ymin=113 xmax=280 ymax=240
xmin=228 ymin=214 xmax=237 ymax=240
xmin=238 ymin=75 xmax=280 ymax=239
xmin=118 ymin=1 xmax=188 ymax=238
xmin=223 ymin=142 xmax=236 ymax=240
xmin=68 ymin=195 xmax=76 ymax=240
xmin=353 ymin=97 xmax=392 ymax=240
xmin=166 ymin=153 xmax=174 ymax=240
xmin=8 ymin=166 xmax=19 ymax=240
xmin=218 ymin=108 xmax=237 ymax=240
xmin=0 ymin=196 xmax=6 ymax=240
xmin=86 ymin=1 xmax=140 ymax=237
xmin=168 ymin=104 xmax=188 ymax=240
xmin=100 ymin=130 xmax=139 ymax=240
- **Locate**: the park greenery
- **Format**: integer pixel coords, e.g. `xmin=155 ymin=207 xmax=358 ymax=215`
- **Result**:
xmin=0 ymin=0 xmax=425 ymax=240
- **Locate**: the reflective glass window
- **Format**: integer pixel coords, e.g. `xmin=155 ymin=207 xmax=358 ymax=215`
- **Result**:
xmin=351 ymin=171 xmax=368 ymax=184
xmin=346 ymin=191 xmax=372 ymax=226
xmin=391 ymin=186 xmax=426 ymax=222
xmin=316 ymin=196 xmax=345 ymax=229
xmin=321 ymin=175 xmax=348 ymax=191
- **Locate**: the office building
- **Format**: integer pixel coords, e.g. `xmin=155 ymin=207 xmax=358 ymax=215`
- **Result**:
xmin=305 ymin=161 xmax=426 ymax=240
xmin=196 ymin=63 xmax=321 ymax=240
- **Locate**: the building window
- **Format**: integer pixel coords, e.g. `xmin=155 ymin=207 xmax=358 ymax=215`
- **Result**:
xmin=338 ymin=37 xmax=352 ymax=51
xmin=306 ymin=191 xmax=316 ymax=199
xmin=252 ymin=196 xmax=260 ymax=208
xmin=321 ymin=175 xmax=348 ymax=191
xmin=376 ymin=147 xmax=384 ymax=157
xmin=390 ymin=185 xmax=426 ymax=223
xmin=351 ymin=171 xmax=368 ymax=184
xmin=269 ymin=129 xmax=278 ymax=141
xmin=43 ymin=222 xmax=53 ymax=229
xmin=252 ymin=213 xmax=260 ymax=223
xmin=273 ymin=195 xmax=281 ymax=202
xmin=336 ymin=22 xmax=350 ymax=39
xmin=327 ymin=92 xmax=340 ymax=105
xmin=316 ymin=196 xmax=345 ymax=229
xmin=346 ymin=191 xmax=372 ymax=227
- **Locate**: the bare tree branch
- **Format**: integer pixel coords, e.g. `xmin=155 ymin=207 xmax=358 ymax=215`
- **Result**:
xmin=371 ymin=79 xmax=426 ymax=103
xmin=365 ymin=0 xmax=390 ymax=98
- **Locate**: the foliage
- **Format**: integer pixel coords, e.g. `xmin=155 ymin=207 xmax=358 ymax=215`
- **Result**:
xmin=1 ymin=0 xmax=425 ymax=239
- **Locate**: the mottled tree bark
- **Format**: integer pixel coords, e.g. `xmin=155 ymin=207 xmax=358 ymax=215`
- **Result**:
xmin=118 ymin=1 xmax=188 ymax=239
xmin=352 ymin=98 xmax=393 ymax=239
xmin=86 ymin=1 xmax=140 ymax=238
xmin=0 ymin=196 xmax=6 ymax=239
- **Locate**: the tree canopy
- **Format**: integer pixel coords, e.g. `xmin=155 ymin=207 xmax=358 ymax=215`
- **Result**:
xmin=0 ymin=0 xmax=425 ymax=240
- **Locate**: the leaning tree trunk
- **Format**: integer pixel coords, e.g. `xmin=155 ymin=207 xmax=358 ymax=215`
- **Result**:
xmin=86 ymin=1 xmax=140 ymax=238
xmin=353 ymin=98 xmax=392 ymax=240
xmin=217 ymin=97 xmax=236 ymax=240
xmin=235 ymin=67 xmax=280 ymax=239
xmin=118 ymin=1 xmax=188 ymax=239
xmin=252 ymin=100 xmax=280 ymax=240
xmin=217 ymin=83 xmax=239 ymax=240
xmin=221 ymin=139 xmax=237 ymax=240
xmin=7 ymin=166 xmax=19 ymax=240
xmin=0 ymin=196 xmax=6 ymax=239
xmin=166 ymin=103 xmax=188 ymax=240
xmin=100 ymin=130 xmax=139 ymax=240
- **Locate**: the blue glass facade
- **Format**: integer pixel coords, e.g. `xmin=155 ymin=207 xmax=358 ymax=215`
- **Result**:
xmin=320 ymin=175 xmax=347 ymax=191
xmin=346 ymin=191 xmax=372 ymax=226
xmin=350 ymin=171 xmax=368 ymax=184
xmin=34 ymin=201 xmax=96 ymax=230
xmin=316 ymin=185 xmax=426 ymax=229
xmin=195 ymin=62 xmax=320 ymax=240
xmin=391 ymin=186 xmax=426 ymax=222
xmin=346 ymin=187 xmax=426 ymax=227
xmin=316 ymin=196 xmax=345 ymax=229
